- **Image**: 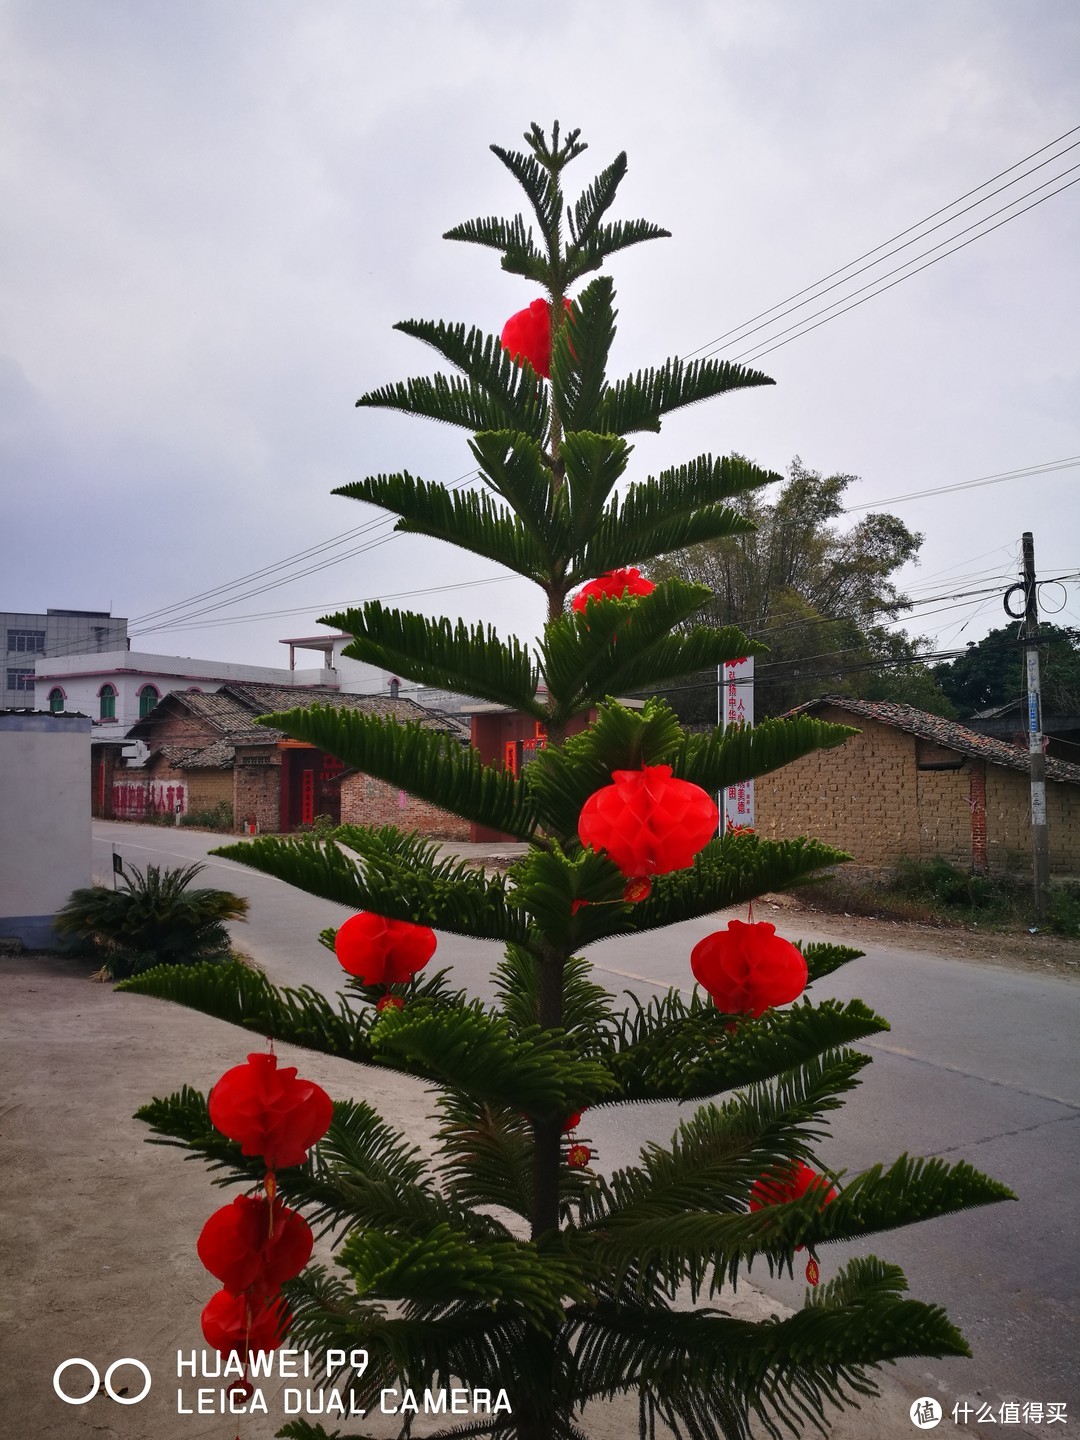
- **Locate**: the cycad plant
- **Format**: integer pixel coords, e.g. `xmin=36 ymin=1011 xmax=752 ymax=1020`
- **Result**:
xmin=56 ymin=861 xmax=247 ymax=979
xmin=123 ymin=124 xmax=1010 ymax=1440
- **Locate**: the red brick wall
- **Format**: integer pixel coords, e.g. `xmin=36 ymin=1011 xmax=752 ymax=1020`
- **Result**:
xmin=339 ymin=772 xmax=469 ymax=839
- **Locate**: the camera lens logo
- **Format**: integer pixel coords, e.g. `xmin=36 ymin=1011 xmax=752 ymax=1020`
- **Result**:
xmin=53 ymin=1358 xmax=152 ymax=1406
xmin=910 ymin=1397 xmax=943 ymax=1429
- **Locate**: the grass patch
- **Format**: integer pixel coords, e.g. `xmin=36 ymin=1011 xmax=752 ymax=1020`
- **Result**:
xmin=794 ymin=857 xmax=1080 ymax=938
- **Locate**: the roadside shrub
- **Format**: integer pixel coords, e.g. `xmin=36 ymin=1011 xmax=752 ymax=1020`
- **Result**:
xmin=294 ymin=813 xmax=338 ymax=839
xmin=1047 ymin=881 xmax=1080 ymax=938
xmin=179 ymin=801 xmax=234 ymax=832
xmin=54 ymin=862 xmax=248 ymax=980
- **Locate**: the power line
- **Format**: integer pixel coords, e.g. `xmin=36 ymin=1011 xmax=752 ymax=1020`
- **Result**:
xmin=840 ymin=457 xmax=1080 ymax=513
xmin=734 ymin=171 xmax=1080 ymax=365
xmin=682 ymin=122 xmax=1080 ymax=361
xmin=689 ymin=132 xmax=1080 ymax=363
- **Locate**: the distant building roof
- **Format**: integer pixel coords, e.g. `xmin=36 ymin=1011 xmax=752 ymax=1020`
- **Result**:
xmin=790 ymin=696 xmax=1080 ymax=787
xmin=127 ymin=682 xmax=471 ymax=760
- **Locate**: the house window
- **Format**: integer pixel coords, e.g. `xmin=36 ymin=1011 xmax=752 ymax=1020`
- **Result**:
xmin=99 ymin=684 xmax=117 ymax=720
xmin=138 ymin=683 xmax=160 ymax=718
xmin=6 ymin=667 xmax=34 ymax=692
xmin=49 ymin=688 xmax=65 ymax=713
xmin=7 ymin=628 xmax=46 ymax=654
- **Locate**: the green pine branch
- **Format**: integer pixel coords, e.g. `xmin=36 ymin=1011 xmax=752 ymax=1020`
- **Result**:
xmin=341 ymin=1222 xmax=589 ymax=1331
xmin=672 ymin=715 xmax=859 ymax=792
xmin=569 ymin=1154 xmax=1013 ymax=1297
xmin=331 ymin=471 xmax=551 ymax=581
xmin=597 ymin=357 xmax=775 ymax=435
xmin=493 ymin=946 xmax=618 ymax=1054
xmin=322 ymin=603 xmax=544 ymax=716
xmin=356 ymin=372 xmax=539 ymax=436
xmin=436 ymin=1095 xmax=534 ymax=1220
xmin=371 ymin=1002 xmax=618 ymax=1116
xmin=609 ymin=997 xmax=890 ymax=1104
xmin=119 ymin=960 xmax=378 ymax=1060
xmin=213 ymin=828 xmax=530 ymax=944
xmin=441 ymin=213 xmax=549 ymax=283
xmin=540 ymin=581 xmax=757 ymax=718
xmin=251 ymin=704 xmax=536 ymax=841
xmin=610 ymin=835 xmax=851 ymax=937
xmin=566 ymin=218 xmax=672 ymax=283
xmin=551 ymin=277 xmax=617 ymax=434
xmin=393 ymin=318 xmax=548 ymax=431
xmin=469 ymin=430 xmax=573 ymax=559
xmin=569 ymin=1263 xmax=970 ymax=1438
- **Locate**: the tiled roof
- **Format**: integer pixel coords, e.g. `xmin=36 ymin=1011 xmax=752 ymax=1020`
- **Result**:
xmin=127 ymin=683 xmax=471 ymax=751
xmin=153 ymin=741 xmax=237 ymax=770
xmin=219 ymin=683 xmax=471 ymax=742
xmin=792 ymin=696 xmax=1080 ymax=787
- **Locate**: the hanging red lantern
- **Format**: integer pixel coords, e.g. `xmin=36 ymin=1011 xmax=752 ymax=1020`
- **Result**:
xmin=749 ymin=1160 xmax=837 ymax=1213
xmin=208 ymin=1053 xmax=333 ymax=1171
xmin=571 ymin=567 xmax=656 ymax=613
xmin=562 ymin=1110 xmax=583 ymax=1133
xmin=578 ymin=764 xmax=718 ymax=879
xmin=376 ymin=993 xmax=405 ymax=1013
xmin=197 ymin=1195 xmax=313 ymax=1298
xmin=691 ymin=920 xmax=808 ymax=1018
xmin=567 ymin=1143 xmax=592 ymax=1168
xmin=334 ymin=912 xmax=437 ymax=985
xmin=500 ymin=297 xmax=573 ymax=378
xmin=201 ymin=1289 xmax=291 ymax=1357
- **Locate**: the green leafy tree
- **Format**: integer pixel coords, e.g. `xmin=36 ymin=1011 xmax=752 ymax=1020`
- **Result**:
xmin=934 ymin=622 xmax=1080 ymax=716
xmin=55 ymin=861 xmax=248 ymax=980
xmin=648 ymin=459 xmax=953 ymax=720
xmin=122 ymin=124 xmax=1009 ymax=1440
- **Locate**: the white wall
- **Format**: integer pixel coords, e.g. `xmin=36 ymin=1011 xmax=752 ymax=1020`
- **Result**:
xmin=32 ymin=651 xmax=336 ymax=745
xmin=0 ymin=712 xmax=91 ymax=948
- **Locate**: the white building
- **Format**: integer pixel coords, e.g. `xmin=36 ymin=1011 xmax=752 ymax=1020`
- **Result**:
xmin=33 ymin=649 xmax=338 ymax=757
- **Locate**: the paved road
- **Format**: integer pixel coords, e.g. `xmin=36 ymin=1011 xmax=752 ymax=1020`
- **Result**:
xmin=93 ymin=822 xmax=1080 ymax=1426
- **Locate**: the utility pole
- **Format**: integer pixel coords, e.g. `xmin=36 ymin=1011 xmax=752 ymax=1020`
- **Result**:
xmin=1005 ymin=533 xmax=1050 ymax=923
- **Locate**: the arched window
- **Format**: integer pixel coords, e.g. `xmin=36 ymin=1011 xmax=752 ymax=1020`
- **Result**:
xmin=138 ymin=683 xmax=160 ymax=718
xmin=49 ymin=688 xmax=65 ymax=714
xmin=99 ymin=684 xmax=117 ymax=721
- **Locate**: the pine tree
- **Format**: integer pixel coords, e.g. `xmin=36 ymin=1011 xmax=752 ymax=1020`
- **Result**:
xmin=122 ymin=123 xmax=1011 ymax=1440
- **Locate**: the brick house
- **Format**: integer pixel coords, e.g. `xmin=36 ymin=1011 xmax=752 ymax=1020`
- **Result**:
xmin=755 ymin=697 xmax=1080 ymax=874
xmin=122 ymin=682 xmax=470 ymax=836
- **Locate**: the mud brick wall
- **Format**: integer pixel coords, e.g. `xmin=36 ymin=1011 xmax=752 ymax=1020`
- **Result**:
xmin=755 ymin=711 xmax=919 ymax=865
xmin=984 ymin=766 xmax=1080 ymax=874
xmin=339 ymin=772 xmax=469 ymax=840
xmin=755 ymin=706 xmax=1080 ymax=873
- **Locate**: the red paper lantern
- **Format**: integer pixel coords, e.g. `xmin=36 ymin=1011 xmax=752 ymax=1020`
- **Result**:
xmin=567 ymin=1143 xmax=592 ymax=1168
xmin=376 ymin=994 xmax=405 ymax=1013
xmin=578 ymin=764 xmax=718 ymax=878
xmin=690 ymin=920 xmax=808 ymax=1018
xmin=208 ymin=1053 xmax=333 ymax=1171
xmin=571 ymin=567 xmax=656 ymax=613
xmin=562 ymin=1110 xmax=583 ymax=1132
xmin=197 ymin=1195 xmax=313 ymax=1297
xmin=500 ymin=297 xmax=573 ymax=378
xmin=749 ymin=1161 xmax=837 ymax=1213
xmin=201 ymin=1289 xmax=291 ymax=1357
xmin=334 ymin=912 xmax=437 ymax=985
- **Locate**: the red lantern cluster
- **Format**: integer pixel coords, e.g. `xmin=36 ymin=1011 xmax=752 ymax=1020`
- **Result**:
xmin=199 ymin=1053 xmax=332 ymax=1368
xmin=334 ymin=912 xmax=437 ymax=989
xmin=209 ymin=1052 xmax=334 ymax=1171
xmin=578 ymin=764 xmax=719 ymax=880
xmin=500 ymin=297 xmax=573 ymax=378
xmin=571 ymin=567 xmax=656 ymax=613
xmin=198 ymin=1194 xmax=313 ymax=1299
xmin=749 ymin=1160 xmax=837 ymax=1213
xmin=690 ymin=920 xmax=808 ymax=1018
xmin=749 ymin=1159 xmax=837 ymax=1280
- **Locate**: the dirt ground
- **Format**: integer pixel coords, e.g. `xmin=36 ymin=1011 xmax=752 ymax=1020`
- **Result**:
xmin=767 ymin=892 xmax=1080 ymax=977
xmin=1 ymin=934 xmax=1067 ymax=1440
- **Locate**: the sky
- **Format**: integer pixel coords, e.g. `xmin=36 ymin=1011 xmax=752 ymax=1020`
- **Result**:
xmin=3 ymin=0 xmax=1078 ymax=679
